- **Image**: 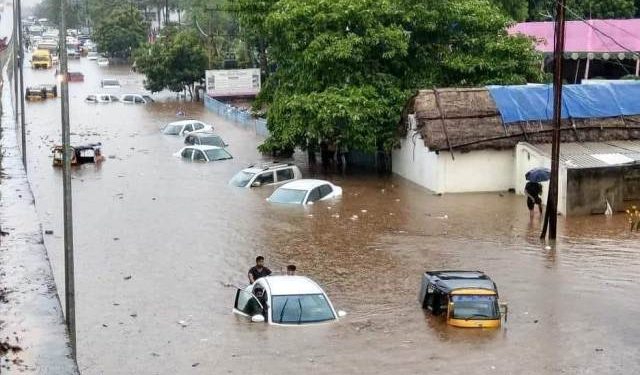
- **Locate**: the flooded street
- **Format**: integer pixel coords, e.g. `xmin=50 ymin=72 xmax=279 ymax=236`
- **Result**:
xmin=20 ymin=58 xmax=640 ymax=374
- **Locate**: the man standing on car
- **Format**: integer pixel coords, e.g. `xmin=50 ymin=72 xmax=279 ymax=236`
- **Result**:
xmin=248 ymin=256 xmax=272 ymax=284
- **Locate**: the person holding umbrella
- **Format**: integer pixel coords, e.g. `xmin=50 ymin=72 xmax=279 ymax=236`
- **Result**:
xmin=525 ymin=168 xmax=550 ymax=219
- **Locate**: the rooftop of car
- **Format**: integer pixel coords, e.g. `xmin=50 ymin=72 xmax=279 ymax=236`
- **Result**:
xmin=189 ymin=132 xmax=220 ymax=138
xmin=243 ymin=163 xmax=295 ymax=173
xmin=263 ymin=276 xmax=325 ymax=296
xmin=184 ymin=145 xmax=222 ymax=151
xmin=278 ymin=179 xmax=333 ymax=190
xmin=168 ymin=119 xmax=204 ymax=126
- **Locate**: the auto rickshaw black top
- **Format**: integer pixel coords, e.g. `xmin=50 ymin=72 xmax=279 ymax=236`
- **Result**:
xmin=423 ymin=271 xmax=498 ymax=295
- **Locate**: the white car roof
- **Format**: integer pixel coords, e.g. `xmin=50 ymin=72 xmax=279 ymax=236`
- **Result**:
xmin=263 ymin=276 xmax=325 ymax=296
xmin=184 ymin=145 xmax=222 ymax=151
xmin=169 ymin=119 xmax=205 ymax=126
xmin=278 ymin=179 xmax=334 ymax=190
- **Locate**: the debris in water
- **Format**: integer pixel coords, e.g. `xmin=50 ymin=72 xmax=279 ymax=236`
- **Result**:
xmin=123 ymin=275 xmax=132 ymax=280
xmin=130 ymin=313 xmax=138 ymax=318
xmin=361 ymin=209 xmax=368 ymax=213
xmin=192 ymin=363 xmax=200 ymax=367
xmin=151 ymin=352 xmax=160 ymax=357
xmin=350 ymin=215 xmax=358 ymax=221
xmin=108 ymin=155 xmax=116 ymax=159
xmin=102 ymin=324 xmax=108 ymax=328
xmin=177 ymin=320 xmax=189 ymax=328
xmin=595 ymin=348 xmax=604 ymax=352
xmin=0 ymin=341 xmax=22 ymax=355
xmin=44 ymin=230 xmax=54 ymax=235
xmin=533 ymin=320 xmax=539 ymax=323
xmin=544 ymin=246 xmax=552 ymax=250
xmin=113 ymin=237 xmax=120 ymax=241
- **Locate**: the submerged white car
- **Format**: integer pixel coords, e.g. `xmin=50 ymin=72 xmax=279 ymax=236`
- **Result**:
xmin=267 ymin=179 xmax=342 ymax=205
xmin=229 ymin=163 xmax=302 ymax=188
xmin=233 ymin=275 xmax=346 ymax=325
xmin=162 ymin=120 xmax=213 ymax=136
xmin=174 ymin=145 xmax=232 ymax=162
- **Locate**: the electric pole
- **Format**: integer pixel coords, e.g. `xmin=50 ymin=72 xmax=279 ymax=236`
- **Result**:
xmin=541 ymin=0 xmax=566 ymax=240
xmin=59 ymin=0 xmax=77 ymax=361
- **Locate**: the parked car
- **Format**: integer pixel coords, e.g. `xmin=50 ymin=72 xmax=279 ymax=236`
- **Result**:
xmin=26 ymin=84 xmax=57 ymax=100
xmin=86 ymin=51 xmax=98 ymax=60
xmin=418 ymin=271 xmax=508 ymax=328
xmin=120 ymin=94 xmax=154 ymax=104
xmin=67 ymin=71 xmax=84 ymax=82
xmin=162 ymin=120 xmax=213 ymax=136
xmin=97 ymin=57 xmax=109 ymax=66
xmin=233 ymin=275 xmax=346 ymax=325
xmin=184 ymin=132 xmax=227 ymax=148
xmin=85 ymin=94 xmax=119 ymax=103
xmin=173 ymin=145 xmax=233 ymax=162
xmin=100 ymin=78 xmax=120 ymax=89
xmin=267 ymin=179 xmax=342 ymax=205
xmin=52 ymin=143 xmax=104 ymax=166
xmin=230 ymin=163 xmax=302 ymax=188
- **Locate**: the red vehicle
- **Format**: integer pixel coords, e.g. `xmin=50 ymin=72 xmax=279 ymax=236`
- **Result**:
xmin=67 ymin=72 xmax=84 ymax=82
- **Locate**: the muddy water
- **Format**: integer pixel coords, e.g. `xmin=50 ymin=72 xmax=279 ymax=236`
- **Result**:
xmin=20 ymin=57 xmax=640 ymax=375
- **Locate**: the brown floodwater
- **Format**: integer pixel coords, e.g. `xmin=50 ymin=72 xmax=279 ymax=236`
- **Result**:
xmin=20 ymin=57 xmax=640 ymax=374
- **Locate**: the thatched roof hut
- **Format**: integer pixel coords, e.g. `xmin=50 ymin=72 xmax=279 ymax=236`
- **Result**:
xmin=401 ymin=88 xmax=640 ymax=152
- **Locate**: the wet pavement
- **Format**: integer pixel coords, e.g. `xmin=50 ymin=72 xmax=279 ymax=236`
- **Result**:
xmin=18 ymin=54 xmax=640 ymax=374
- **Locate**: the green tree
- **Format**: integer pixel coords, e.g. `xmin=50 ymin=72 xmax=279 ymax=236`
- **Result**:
xmin=493 ymin=0 xmax=529 ymax=20
xmin=257 ymin=0 xmax=544 ymax=155
xmin=134 ymin=29 xmax=208 ymax=98
xmin=528 ymin=0 xmax=636 ymax=20
xmin=93 ymin=6 xmax=147 ymax=58
xmin=34 ymin=0 xmax=82 ymax=28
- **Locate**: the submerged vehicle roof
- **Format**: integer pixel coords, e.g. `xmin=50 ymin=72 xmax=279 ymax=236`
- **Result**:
xmin=53 ymin=143 xmax=101 ymax=151
xmin=424 ymin=271 xmax=497 ymax=293
xmin=262 ymin=276 xmax=325 ymax=296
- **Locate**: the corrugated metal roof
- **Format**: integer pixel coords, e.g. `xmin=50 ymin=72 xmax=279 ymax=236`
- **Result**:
xmin=527 ymin=141 xmax=640 ymax=169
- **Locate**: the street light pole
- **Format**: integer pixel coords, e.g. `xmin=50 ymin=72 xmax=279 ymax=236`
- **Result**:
xmin=12 ymin=0 xmax=18 ymax=122
xmin=16 ymin=0 xmax=26 ymax=168
xmin=541 ymin=0 xmax=566 ymax=240
xmin=59 ymin=0 xmax=77 ymax=361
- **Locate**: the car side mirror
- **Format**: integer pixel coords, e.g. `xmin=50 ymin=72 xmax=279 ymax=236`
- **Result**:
xmin=251 ymin=314 xmax=265 ymax=323
xmin=337 ymin=310 xmax=347 ymax=318
xmin=499 ymin=302 xmax=508 ymax=322
xmin=251 ymin=181 xmax=261 ymax=187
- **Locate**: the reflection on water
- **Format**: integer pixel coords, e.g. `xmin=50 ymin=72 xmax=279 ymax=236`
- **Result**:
xmin=21 ymin=57 xmax=640 ymax=374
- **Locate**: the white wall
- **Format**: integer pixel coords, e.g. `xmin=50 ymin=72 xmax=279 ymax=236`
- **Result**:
xmin=392 ymin=131 xmax=440 ymax=192
xmin=393 ymin=132 xmax=515 ymax=193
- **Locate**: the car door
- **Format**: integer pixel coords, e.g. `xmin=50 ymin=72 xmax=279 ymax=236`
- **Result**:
xmin=253 ymin=171 xmax=275 ymax=187
xmin=193 ymin=149 xmax=207 ymax=162
xmin=305 ymin=187 xmax=321 ymax=204
xmin=276 ymin=168 xmax=295 ymax=184
xmin=193 ymin=122 xmax=205 ymax=131
xmin=233 ymin=289 xmax=264 ymax=319
xmin=318 ymin=184 xmax=334 ymax=200
xmin=182 ymin=123 xmax=194 ymax=135
xmin=180 ymin=148 xmax=194 ymax=160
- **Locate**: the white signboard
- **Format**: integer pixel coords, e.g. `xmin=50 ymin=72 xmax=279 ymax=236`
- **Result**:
xmin=206 ymin=69 xmax=261 ymax=98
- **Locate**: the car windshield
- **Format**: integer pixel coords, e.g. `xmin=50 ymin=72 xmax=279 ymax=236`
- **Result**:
xmin=162 ymin=124 xmax=182 ymax=135
xmin=204 ymin=148 xmax=232 ymax=161
xmin=451 ymin=295 xmax=499 ymax=320
xmin=200 ymin=136 xmax=225 ymax=147
xmin=269 ymin=188 xmax=308 ymax=204
xmin=271 ymin=294 xmax=335 ymax=324
xmin=229 ymin=171 xmax=255 ymax=187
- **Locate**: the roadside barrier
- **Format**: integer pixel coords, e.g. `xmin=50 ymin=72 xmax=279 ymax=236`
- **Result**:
xmin=204 ymin=95 xmax=269 ymax=137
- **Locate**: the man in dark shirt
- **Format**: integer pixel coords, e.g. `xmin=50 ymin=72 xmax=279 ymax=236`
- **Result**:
xmin=525 ymin=181 xmax=543 ymax=219
xmin=248 ymin=256 xmax=272 ymax=284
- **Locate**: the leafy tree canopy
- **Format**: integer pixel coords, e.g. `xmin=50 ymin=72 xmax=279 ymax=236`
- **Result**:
xmin=134 ymin=29 xmax=208 ymax=96
xmin=93 ymin=6 xmax=147 ymax=58
xmin=256 ymin=0 xmax=544 ymax=154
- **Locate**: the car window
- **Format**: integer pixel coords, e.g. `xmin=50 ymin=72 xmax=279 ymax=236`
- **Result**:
xmin=184 ymin=135 xmax=194 ymax=145
xmin=306 ymin=187 xmax=321 ymax=203
xmin=181 ymin=148 xmax=194 ymax=159
xmin=235 ymin=289 xmax=263 ymax=316
xmin=184 ymin=124 xmax=194 ymax=132
xmin=319 ymin=184 xmax=333 ymax=198
xmin=135 ymin=96 xmax=144 ymax=103
xmin=276 ymin=168 xmax=295 ymax=182
xmin=123 ymin=95 xmax=133 ymax=102
xmin=193 ymin=150 xmax=206 ymax=161
xmin=194 ymin=123 xmax=204 ymax=130
xmin=271 ymin=294 xmax=335 ymax=324
xmin=256 ymin=172 xmax=275 ymax=185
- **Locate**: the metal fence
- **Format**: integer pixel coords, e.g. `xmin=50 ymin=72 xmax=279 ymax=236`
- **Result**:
xmin=204 ymin=96 xmax=269 ymax=137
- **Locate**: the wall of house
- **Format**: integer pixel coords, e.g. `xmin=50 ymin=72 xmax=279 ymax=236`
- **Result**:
xmin=392 ymin=132 xmax=515 ymax=193
xmin=567 ymin=165 xmax=640 ymax=215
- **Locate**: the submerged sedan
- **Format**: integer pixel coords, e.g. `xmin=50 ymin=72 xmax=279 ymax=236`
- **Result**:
xmin=174 ymin=145 xmax=232 ymax=162
xmin=267 ymin=179 xmax=342 ymax=205
xmin=233 ymin=275 xmax=346 ymax=325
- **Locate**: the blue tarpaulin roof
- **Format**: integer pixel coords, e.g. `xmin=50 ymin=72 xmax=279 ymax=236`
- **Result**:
xmin=487 ymin=83 xmax=640 ymax=124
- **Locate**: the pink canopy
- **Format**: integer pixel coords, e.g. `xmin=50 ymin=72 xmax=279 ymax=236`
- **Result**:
xmin=509 ymin=19 xmax=640 ymax=53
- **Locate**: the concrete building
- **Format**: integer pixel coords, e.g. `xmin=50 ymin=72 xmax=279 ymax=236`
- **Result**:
xmin=393 ymin=86 xmax=640 ymax=215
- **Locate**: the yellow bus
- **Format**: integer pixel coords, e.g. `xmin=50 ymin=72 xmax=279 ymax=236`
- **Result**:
xmin=31 ymin=49 xmax=52 ymax=69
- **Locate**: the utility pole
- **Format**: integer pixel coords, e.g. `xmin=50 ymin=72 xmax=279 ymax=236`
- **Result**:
xmin=12 ymin=0 xmax=18 ymax=123
xmin=59 ymin=0 xmax=77 ymax=361
xmin=541 ymin=0 xmax=566 ymax=240
xmin=17 ymin=0 xmax=26 ymax=168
